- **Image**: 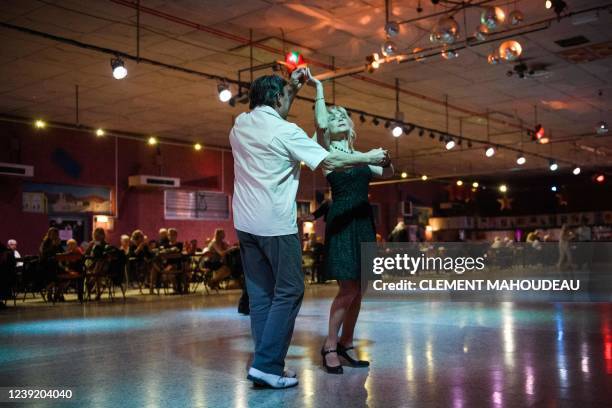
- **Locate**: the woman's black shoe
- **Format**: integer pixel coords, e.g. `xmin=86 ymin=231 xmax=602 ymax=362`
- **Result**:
xmin=337 ymin=343 xmax=369 ymax=367
xmin=321 ymin=347 xmax=343 ymax=374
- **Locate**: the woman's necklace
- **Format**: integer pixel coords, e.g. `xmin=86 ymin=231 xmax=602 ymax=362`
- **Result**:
xmin=331 ymin=143 xmax=352 ymax=154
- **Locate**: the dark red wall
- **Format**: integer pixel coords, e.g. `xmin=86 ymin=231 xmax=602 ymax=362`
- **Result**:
xmin=1 ymin=121 xmax=446 ymax=254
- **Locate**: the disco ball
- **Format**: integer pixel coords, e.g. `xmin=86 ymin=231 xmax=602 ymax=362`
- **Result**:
xmin=481 ymin=6 xmax=506 ymax=30
xmin=474 ymin=23 xmax=489 ymax=41
xmin=441 ymin=47 xmax=458 ymax=60
xmin=385 ymin=21 xmax=400 ymax=37
xmin=413 ymin=47 xmax=426 ymax=62
xmin=509 ymin=9 xmax=524 ymax=26
xmin=498 ymin=40 xmax=522 ymax=62
xmin=381 ymin=39 xmax=398 ymax=56
xmin=432 ymin=16 xmax=460 ymax=45
xmin=487 ymin=52 xmax=501 ymax=64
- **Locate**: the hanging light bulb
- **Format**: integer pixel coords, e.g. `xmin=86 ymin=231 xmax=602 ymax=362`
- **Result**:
xmin=499 ymin=184 xmax=508 ymax=193
xmin=381 ymin=39 xmax=398 ymax=57
xmin=549 ymin=160 xmax=558 ymax=171
xmin=111 ymin=57 xmax=127 ymax=80
xmin=441 ymin=47 xmax=459 ymax=60
xmin=572 ymin=166 xmax=581 ymax=175
xmin=456 ymin=180 xmax=464 ymax=186
xmin=421 ymin=174 xmax=428 ymax=181
xmin=498 ymin=40 xmax=523 ymax=62
xmin=34 ymin=119 xmax=46 ymax=129
xmin=472 ymin=181 xmax=479 ymax=188
xmin=551 ymin=185 xmax=558 ymax=192
xmin=516 ymin=154 xmax=526 ymax=165
xmin=95 ymin=128 xmax=105 ymax=137
xmin=392 ymin=125 xmax=403 ymax=137
xmin=485 ymin=146 xmax=496 ymax=157
xmin=148 ymin=136 xmax=158 ymax=146
xmin=401 ymin=171 xmax=408 ymax=179
xmin=218 ymin=83 xmax=232 ymax=102
xmin=385 ymin=21 xmax=400 ymax=37
xmin=509 ymin=9 xmax=524 ymax=25
xmin=487 ymin=52 xmax=501 ymax=65
xmin=474 ymin=24 xmax=489 ymax=41
xmin=194 ymin=143 xmax=202 ymax=151
xmin=481 ymin=6 xmax=506 ymax=30
xmin=596 ymin=120 xmax=608 ymax=135
xmin=431 ymin=16 xmax=460 ymax=45
xmin=545 ymin=0 xmax=553 ymax=9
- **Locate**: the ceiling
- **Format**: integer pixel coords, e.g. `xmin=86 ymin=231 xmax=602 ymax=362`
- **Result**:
xmin=0 ymin=0 xmax=611 ymax=178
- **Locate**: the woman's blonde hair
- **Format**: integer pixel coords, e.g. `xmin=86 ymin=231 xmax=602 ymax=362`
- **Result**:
xmin=324 ymin=106 xmax=357 ymax=151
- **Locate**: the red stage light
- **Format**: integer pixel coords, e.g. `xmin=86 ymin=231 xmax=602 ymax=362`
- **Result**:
xmin=595 ymin=174 xmax=605 ymax=183
xmin=534 ymin=124 xmax=549 ymax=144
xmin=281 ymin=51 xmax=306 ymax=74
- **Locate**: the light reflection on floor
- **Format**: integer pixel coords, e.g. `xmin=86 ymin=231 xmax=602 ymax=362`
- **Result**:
xmin=0 ymin=285 xmax=611 ymax=407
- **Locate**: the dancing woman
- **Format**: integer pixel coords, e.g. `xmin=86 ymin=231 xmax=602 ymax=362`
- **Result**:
xmin=306 ymin=70 xmax=394 ymax=374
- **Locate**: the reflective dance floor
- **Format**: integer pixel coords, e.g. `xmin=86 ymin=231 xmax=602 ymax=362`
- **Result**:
xmin=1 ymin=286 xmax=611 ymax=407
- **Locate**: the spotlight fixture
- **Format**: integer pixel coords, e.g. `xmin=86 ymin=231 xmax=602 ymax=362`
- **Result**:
xmin=445 ymin=138 xmax=456 ymax=150
xmin=147 ymin=136 xmax=158 ymax=146
xmin=360 ymin=113 xmax=366 ymax=123
xmin=110 ymin=57 xmax=127 ymax=80
xmin=549 ymin=160 xmax=558 ymax=171
xmin=403 ymin=125 xmax=415 ymax=136
xmin=516 ymin=155 xmax=526 ymax=165
xmin=218 ymin=83 xmax=232 ymax=102
xmin=384 ymin=120 xmax=391 ymax=129
xmin=429 ymin=132 xmax=435 ymax=139
xmin=533 ymin=124 xmax=549 ymax=144
xmin=485 ymin=146 xmax=495 ymax=157
xmin=34 ymin=119 xmax=46 ymax=129
xmin=595 ymin=174 xmax=605 ymax=183
xmin=418 ymin=128 xmax=424 ymax=137
xmin=551 ymin=185 xmax=558 ymax=192
xmin=421 ymin=174 xmax=428 ymax=181
xmin=372 ymin=117 xmax=380 ymax=126
xmin=457 ymin=139 xmax=463 ymax=146
xmin=456 ymin=180 xmax=463 ymax=186
xmin=547 ymin=0 xmax=567 ymax=17
xmin=499 ymin=184 xmax=508 ymax=193
xmin=596 ymin=120 xmax=608 ymax=135
xmin=572 ymin=166 xmax=581 ymax=175
xmin=472 ymin=181 xmax=479 ymax=188
xmin=438 ymin=134 xmax=444 ymax=142
xmin=401 ymin=171 xmax=408 ymax=179
xmin=194 ymin=143 xmax=202 ymax=151
xmin=392 ymin=125 xmax=403 ymax=137
xmin=467 ymin=140 xmax=473 ymax=148
xmin=95 ymin=128 xmax=105 ymax=137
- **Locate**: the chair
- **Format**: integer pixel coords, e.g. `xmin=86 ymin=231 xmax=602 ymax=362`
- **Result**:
xmin=54 ymin=252 xmax=84 ymax=303
xmin=157 ymin=251 xmax=188 ymax=295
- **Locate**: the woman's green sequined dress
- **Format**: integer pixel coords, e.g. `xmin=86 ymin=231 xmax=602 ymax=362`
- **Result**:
xmin=324 ymin=166 xmax=376 ymax=281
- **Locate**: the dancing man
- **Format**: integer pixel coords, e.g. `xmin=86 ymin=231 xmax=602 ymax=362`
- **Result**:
xmin=230 ymin=67 xmax=388 ymax=388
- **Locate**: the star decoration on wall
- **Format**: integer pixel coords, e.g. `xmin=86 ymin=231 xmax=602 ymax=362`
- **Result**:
xmin=497 ymin=196 xmax=514 ymax=211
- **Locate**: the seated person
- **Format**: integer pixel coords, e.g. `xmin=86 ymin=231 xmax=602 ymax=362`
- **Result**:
xmin=161 ymin=228 xmax=187 ymax=293
xmin=120 ymin=234 xmax=131 ymax=255
xmin=129 ymin=230 xmax=158 ymax=294
xmin=206 ymin=228 xmax=232 ymax=289
xmin=39 ymin=227 xmax=64 ymax=300
xmin=7 ymin=239 xmax=22 ymax=268
xmin=0 ymin=242 xmax=16 ymax=308
xmin=84 ymin=228 xmax=111 ymax=300
xmin=158 ymin=228 xmax=170 ymax=249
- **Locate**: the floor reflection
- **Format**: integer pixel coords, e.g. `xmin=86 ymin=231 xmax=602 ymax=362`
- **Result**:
xmin=0 ymin=286 xmax=610 ymax=407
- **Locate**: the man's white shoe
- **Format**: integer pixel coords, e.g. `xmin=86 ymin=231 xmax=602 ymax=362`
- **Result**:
xmin=247 ymin=367 xmax=298 ymax=389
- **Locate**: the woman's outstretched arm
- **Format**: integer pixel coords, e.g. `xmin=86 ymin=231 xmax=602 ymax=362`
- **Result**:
xmin=307 ymin=69 xmax=330 ymax=150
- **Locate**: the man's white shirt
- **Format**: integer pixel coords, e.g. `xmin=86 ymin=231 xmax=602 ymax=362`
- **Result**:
xmin=230 ymin=105 xmax=328 ymax=236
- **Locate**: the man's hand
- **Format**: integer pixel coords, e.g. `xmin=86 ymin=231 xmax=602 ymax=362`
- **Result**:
xmin=289 ymin=67 xmax=307 ymax=91
xmin=366 ymin=148 xmax=389 ymax=166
